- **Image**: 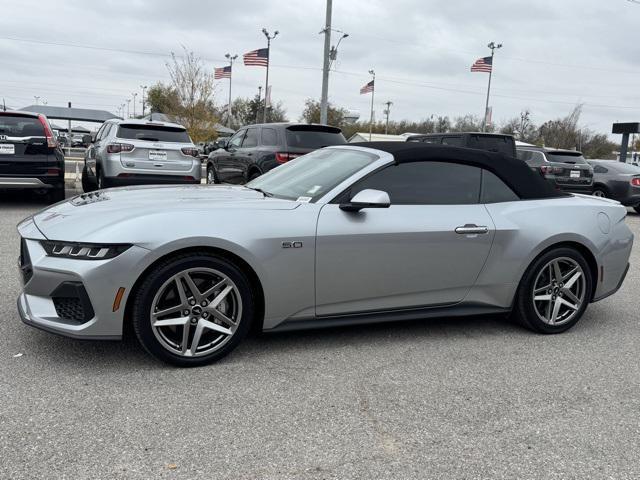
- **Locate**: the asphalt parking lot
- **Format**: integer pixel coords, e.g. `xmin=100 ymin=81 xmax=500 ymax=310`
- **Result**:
xmin=1 ymin=187 xmax=639 ymax=479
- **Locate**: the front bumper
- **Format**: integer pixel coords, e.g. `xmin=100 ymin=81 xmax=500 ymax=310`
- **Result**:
xmin=16 ymin=231 xmax=150 ymax=340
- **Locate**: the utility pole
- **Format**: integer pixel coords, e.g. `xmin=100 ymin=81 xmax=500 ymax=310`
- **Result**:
xmin=132 ymin=93 xmax=138 ymax=118
xmin=140 ymin=85 xmax=147 ymax=117
xmin=261 ymin=28 xmax=279 ymax=123
xmin=383 ymin=101 xmax=392 ymax=134
xmin=368 ymin=69 xmax=375 ymax=141
xmin=255 ymin=86 xmax=262 ymax=124
xmin=482 ymin=41 xmax=502 ymax=132
xmin=319 ymin=0 xmax=332 ymax=125
xmin=225 ymin=53 xmax=238 ymax=126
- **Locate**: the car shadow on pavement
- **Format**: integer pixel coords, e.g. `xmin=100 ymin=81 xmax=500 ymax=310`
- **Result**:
xmin=17 ymin=314 xmax=525 ymax=371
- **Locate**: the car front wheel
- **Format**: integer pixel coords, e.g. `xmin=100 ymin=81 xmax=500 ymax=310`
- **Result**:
xmin=132 ymin=252 xmax=255 ymax=366
xmin=513 ymin=247 xmax=592 ymax=334
xmin=592 ymin=188 xmax=607 ymax=198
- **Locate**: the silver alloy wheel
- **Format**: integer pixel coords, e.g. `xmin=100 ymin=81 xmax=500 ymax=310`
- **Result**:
xmin=207 ymin=168 xmax=215 ymax=184
xmin=532 ymin=257 xmax=586 ymax=326
xmin=592 ymin=190 xmax=606 ymax=198
xmin=150 ymin=267 xmax=242 ymax=357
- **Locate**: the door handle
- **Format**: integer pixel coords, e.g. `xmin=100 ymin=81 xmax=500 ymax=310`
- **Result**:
xmin=455 ymin=224 xmax=489 ymax=235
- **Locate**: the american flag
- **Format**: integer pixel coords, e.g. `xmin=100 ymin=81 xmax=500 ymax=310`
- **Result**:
xmin=243 ymin=48 xmax=269 ymax=67
xmin=471 ymin=56 xmax=493 ymax=73
xmin=360 ymin=80 xmax=374 ymax=94
xmin=214 ymin=65 xmax=231 ymax=79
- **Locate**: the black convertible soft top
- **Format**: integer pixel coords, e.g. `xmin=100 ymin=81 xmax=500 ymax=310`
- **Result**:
xmin=352 ymin=142 xmax=566 ymax=200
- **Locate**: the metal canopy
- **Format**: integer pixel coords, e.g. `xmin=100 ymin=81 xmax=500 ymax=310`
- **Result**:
xmin=19 ymin=105 xmax=119 ymax=123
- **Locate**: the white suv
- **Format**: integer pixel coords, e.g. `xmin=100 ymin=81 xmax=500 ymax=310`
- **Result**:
xmin=82 ymin=119 xmax=201 ymax=191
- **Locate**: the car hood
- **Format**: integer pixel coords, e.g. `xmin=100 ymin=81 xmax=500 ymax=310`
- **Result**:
xmin=33 ymin=184 xmax=299 ymax=240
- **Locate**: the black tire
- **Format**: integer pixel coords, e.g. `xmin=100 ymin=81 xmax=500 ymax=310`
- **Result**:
xmin=247 ymin=170 xmax=261 ymax=182
xmin=206 ymin=164 xmax=219 ymax=184
xmin=132 ymin=252 xmax=255 ymax=367
xmin=633 ymin=206 xmax=640 ymax=214
xmin=513 ymin=247 xmax=592 ymax=334
xmin=592 ymin=186 xmax=608 ymax=198
xmin=81 ymin=165 xmax=96 ymax=193
xmin=47 ymin=187 xmax=66 ymax=204
xmin=97 ymin=168 xmax=109 ymax=190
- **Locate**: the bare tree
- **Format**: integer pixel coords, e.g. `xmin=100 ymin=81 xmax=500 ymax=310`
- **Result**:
xmin=164 ymin=47 xmax=218 ymax=141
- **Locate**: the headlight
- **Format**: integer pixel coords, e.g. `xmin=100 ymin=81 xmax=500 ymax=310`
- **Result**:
xmin=40 ymin=241 xmax=132 ymax=260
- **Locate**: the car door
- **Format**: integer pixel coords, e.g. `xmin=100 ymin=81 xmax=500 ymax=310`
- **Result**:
xmin=86 ymin=123 xmax=108 ymax=177
xmin=215 ymin=129 xmax=245 ymax=183
xmin=315 ymin=160 xmax=495 ymax=317
xmin=237 ymin=127 xmax=259 ymax=183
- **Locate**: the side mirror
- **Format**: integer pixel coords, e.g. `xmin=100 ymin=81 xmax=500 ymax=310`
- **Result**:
xmin=82 ymin=134 xmax=93 ymax=145
xmin=340 ymin=189 xmax=391 ymax=212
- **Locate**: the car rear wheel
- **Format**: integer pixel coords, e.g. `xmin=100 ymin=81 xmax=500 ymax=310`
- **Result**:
xmin=97 ymin=168 xmax=109 ymax=190
xmin=634 ymin=206 xmax=640 ymax=214
xmin=592 ymin=187 xmax=607 ymax=198
xmin=132 ymin=252 xmax=255 ymax=367
xmin=248 ymin=170 xmax=261 ymax=182
xmin=47 ymin=187 xmax=66 ymax=204
xmin=81 ymin=165 xmax=96 ymax=193
xmin=513 ymin=247 xmax=592 ymax=334
xmin=206 ymin=165 xmax=219 ymax=184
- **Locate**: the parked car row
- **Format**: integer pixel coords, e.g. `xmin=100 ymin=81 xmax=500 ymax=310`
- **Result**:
xmin=3 ymin=110 xmax=640 ymax=213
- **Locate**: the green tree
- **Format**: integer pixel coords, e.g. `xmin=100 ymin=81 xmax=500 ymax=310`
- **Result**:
xmin=299 ymin=99 xmax=347 ymax=126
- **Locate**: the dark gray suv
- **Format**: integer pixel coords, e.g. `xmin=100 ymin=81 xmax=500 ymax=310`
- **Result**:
xmin=206 ymin=123 xmax=346 ymax=184
xmin=516 ymin=146 xmax=593 ymax=194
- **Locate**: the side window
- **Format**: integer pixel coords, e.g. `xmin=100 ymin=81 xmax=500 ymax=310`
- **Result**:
xmin=420 ymin=137 xmax=440 ymax=144
xmin=350 ymin=161 xmax=481 ymax=205
xmin=441 ymin=136 xmax=463 ymax=146
xmin=593 ymin=165 xmax=608 ymax=174
xmin=229 ymin=130 xmax=245 ymax=148
xmin=95 ymin=124 xmax=107 ymax=141
xmin=481 ymin=170 xmax=519 ymax=203
xmin=241 ymin=128 xmax=258 ymax=148
xmin=103 ymin=124 xmax=114 ymax=139
xmin=261 ymin=127 xmax=279 ymax=146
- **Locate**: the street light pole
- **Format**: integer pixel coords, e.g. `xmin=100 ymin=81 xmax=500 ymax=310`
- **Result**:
xmin=368 ymin=69 xmax=375 ymax=141
xmin=482 ymin=41 xmax=502 ymax=132
xmin=383 ymin=101 xmax=392 ymax=134
xmin=132 ymin=93 xmax=138 ymax=118
xmin=140 ymin=85 xmax=147 ymax=117
xmin=319 ymin=0 xmax=332 ymax=125
xmin=225 ymin=53 xmax=238 ymax=126
xmin=126 ymin=99 xmax=131 ymax=118
xmin=262 ymin=28 xmax=279 ymax=124
xmin=256 ymin=86 xmax=262 ymax=124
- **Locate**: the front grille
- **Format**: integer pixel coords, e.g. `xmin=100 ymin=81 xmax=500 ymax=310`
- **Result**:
xmin=53 ymin=297 xmax=86 ymax=323
xmin=19 ymin=238 xmax=33 ymax=285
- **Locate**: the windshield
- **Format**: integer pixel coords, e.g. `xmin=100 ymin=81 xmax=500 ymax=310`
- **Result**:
xmin=610 ymin=162 xmax=640 ymax=174
xmin=285 ymin=127 xmax=347 ymax=149
xmin=117 ymin=124 xmax=191 ymax=142
xmin=546 ymin=152 xmax=588 ymax=164
xmin=0 ymin=115 xmax=44 ymax=137
xmin=246 ymin=148 xmax=379 ymax=201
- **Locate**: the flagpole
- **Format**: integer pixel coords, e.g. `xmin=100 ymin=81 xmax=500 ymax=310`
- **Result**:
xmin=368 ymin=69 xmax=375 ymax=141
xmin=225 ymin=53 xmax=238 ymax=127
xmin=482 ymin=41 xmax=502 ymax=132
xmin=261 ymin=28 xmax=279 ymax=124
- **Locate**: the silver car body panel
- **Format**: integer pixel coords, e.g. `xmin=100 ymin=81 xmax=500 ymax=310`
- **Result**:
xmin=17 ymin=146 xmax=633 ymax=339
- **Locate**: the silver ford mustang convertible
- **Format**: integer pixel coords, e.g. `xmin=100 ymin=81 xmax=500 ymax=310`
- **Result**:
xmin=17 ymin=143 xmax=633 ymax=366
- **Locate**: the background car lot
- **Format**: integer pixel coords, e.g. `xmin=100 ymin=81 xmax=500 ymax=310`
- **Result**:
xmin=1 ymin=188 xmax=639 ymax=479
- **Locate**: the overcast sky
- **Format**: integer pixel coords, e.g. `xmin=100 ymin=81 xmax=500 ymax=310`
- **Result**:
xmin=2 ymin=0 xmax=640 ymax=136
